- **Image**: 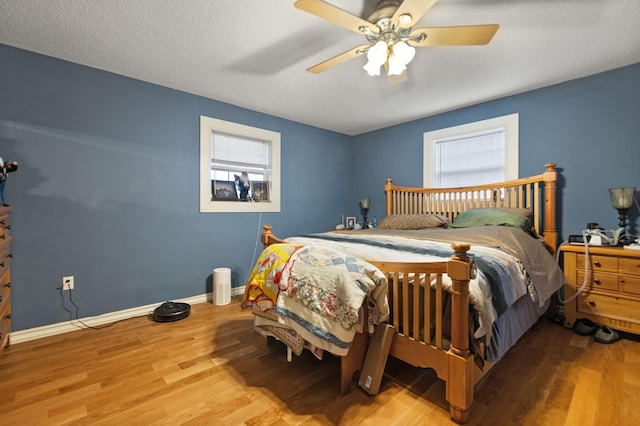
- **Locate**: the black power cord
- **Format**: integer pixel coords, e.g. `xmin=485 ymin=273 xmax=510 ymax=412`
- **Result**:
xmin=57 ymin=285 xmax=119 ymax=330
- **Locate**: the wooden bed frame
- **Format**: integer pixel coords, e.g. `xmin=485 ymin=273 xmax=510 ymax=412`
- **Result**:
xmin=259 ymin=163 xmax=558 ymax=423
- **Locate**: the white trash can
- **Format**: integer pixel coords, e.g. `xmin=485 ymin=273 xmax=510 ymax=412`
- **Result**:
xmin=213 ymin=267 xmax=232 ymax=306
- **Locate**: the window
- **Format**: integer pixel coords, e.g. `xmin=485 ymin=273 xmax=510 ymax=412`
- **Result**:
xmin=200 ymin=116 xmax=280 ymax=213
xmin=423 ymin=113 xmax=518 ymax=188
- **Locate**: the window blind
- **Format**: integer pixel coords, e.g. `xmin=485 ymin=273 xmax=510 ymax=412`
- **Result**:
xmin=434 ymin=129 xmax=505 ymax=187
xmin=212 ymin=133 xmax=270 ymax=169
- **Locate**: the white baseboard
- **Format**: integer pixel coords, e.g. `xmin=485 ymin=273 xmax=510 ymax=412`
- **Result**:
xmin=10 ymin=287 xmax=245 ymax=345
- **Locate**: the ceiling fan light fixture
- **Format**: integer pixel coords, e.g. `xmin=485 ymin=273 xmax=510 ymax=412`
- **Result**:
xmin=387 ymin=55 xmax=405 ymax=75
xmin=387 ymin=41 xmax=415 ymax=75
xmin=363 ymin=61 xmax=382 ymax=76
xmin=363 ymin=40 xmax=388 ymax=76
xmin=398 ymin=13 xmax=412 ymax=26
xmin=392 ymin=41 xmax=415 ymax=64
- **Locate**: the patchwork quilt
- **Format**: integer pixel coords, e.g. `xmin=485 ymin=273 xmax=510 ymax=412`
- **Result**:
xmin=241 ymin=243 xmax=389 ymax=357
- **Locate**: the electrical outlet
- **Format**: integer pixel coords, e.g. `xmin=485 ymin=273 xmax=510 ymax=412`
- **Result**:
xmin=62 ymin=276 xmax=74 ymax=290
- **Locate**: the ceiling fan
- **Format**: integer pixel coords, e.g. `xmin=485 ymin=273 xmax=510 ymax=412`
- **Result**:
xmin=295 ymin=0 xmax=499 ymax=82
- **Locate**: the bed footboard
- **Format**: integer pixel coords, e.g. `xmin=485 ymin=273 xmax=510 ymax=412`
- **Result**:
xmin=368 ymin=243 xmax=477 ymax=424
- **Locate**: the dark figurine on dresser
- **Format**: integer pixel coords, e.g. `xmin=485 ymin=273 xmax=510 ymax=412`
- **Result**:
xmin=0 ymin=157 xmax=18 ymax=206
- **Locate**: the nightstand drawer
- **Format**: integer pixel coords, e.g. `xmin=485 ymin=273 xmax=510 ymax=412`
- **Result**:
xmin=577 ymin=292 xmax=640 ymax=323
xmin=576 ymin=270 xmax=618 ymax=291
xmin=577 ymin=253 xmax=618 ymax=272
xmin=620 ymin=258 xmax=640 ymax=276
xmin=621 ymin=275 xmax=640 ymax=295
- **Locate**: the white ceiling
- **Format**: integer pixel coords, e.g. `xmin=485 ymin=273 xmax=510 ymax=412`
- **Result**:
xmin=1 ymin=0 xmax=639 ymax=135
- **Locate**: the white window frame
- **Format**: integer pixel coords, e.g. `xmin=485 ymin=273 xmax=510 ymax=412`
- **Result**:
xmin=200 ymin=116 xmax=281 ymax=213
xmin=423 ymin=113 xmax=519 ymax=187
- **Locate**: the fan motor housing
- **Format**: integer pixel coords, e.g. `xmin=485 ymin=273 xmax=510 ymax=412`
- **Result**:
xmin=369 ymin=1 xmax=401 ymax=23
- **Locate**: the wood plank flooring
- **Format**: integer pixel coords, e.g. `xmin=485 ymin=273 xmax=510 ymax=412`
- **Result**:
xmin=1 ymin=298 xmax=640 ymax=425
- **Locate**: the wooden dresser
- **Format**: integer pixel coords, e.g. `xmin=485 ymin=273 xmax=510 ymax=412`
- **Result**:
xmin=561 ymin=244 xmax=640 ymax=334
xmin=0 ymin=206 xmax=12 ymax=355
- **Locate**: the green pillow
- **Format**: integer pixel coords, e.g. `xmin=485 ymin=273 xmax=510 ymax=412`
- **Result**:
xmin=450 ymin=208 xmax=530 ymax=230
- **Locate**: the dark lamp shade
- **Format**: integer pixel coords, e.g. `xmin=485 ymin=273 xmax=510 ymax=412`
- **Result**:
xmin=609 ymin=187 xmax=636 ymax=210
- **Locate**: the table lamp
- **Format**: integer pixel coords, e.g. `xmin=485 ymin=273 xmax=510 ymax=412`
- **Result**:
xmin=361 ymin=197 xmax=370 ymax=229
xmin=609 ymin=187 xmax=636 ymax=229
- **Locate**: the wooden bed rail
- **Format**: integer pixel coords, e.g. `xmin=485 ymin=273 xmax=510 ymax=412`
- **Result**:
xmin=385 ymin=163 xmax=558 ymax=254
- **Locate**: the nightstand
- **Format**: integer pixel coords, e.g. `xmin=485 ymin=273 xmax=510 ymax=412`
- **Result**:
xmin=561 ymin=244 xmax=640 ymax=335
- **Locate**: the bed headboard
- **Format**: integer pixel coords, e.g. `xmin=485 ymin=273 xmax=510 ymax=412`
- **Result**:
xmin=384 ymin=163 xmax=558 ymax=254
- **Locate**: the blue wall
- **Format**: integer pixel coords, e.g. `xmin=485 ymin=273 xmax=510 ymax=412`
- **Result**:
xmin=1 ymin=45 xmax=352 ymax=330
xmin=2 ymin=43 xmax=639 ymax=331
xmin=352 ymin=63 xmax=640 ymax=243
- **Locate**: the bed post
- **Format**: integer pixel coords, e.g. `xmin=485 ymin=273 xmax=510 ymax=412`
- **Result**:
xmin=261 ymin=225 xmax=275 ymax=248
xmin=542 ymin=163 xmax=558 ymax=255
xmin=385 ymin=178 xmax=393 ymax=216
xmin=446 ymin=243 xmax=477 ymax=424
xmin=261 ymin=225 xmax=286 ymax=248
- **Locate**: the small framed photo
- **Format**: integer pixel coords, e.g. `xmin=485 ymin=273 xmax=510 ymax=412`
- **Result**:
xmin=346 ymin=216 xmax=356 ymax=229
xmin=212 ymin=180 xmax=238 ymax=201
xmin=251 ymin=181 xmax=270 ymax=202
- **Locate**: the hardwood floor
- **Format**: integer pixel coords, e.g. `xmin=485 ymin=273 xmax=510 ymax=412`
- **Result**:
xmin=1 ymin=298 xmax=640 ymax=425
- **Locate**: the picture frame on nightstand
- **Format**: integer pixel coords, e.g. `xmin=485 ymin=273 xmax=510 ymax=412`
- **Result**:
xmin=346 ymin=216 xmax=356 ymax=229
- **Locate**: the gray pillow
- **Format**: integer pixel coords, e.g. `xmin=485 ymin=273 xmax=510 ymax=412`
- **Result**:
xmin=377 ymin=214 xmax=449 ymax=230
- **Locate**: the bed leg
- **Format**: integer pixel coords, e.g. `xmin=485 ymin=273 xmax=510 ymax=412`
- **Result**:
xmin=446 ymin=351 xmax=474 ymax=424
xmin=450 ymin=405 xmax=471 ymax=424
xmin=340 ymin=331 xmax=368 ymax=395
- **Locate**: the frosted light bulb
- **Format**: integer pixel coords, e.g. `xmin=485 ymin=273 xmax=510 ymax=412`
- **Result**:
xmin=363 ymin=40 xmax=388 ymax=76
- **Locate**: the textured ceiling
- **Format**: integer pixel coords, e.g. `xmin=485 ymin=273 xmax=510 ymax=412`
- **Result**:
xmin=1 ymin=0 xmax=639 ymax=135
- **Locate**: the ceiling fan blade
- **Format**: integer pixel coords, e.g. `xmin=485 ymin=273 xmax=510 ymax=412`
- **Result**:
xmin=392 ymin=0 xmax=438 ymax=28
xmin=295 ymin=0 xmax=378 ymax=35
xmin=408 ymin=24 xmax=499 ymax=46
xmin=306 ymin=44 xmax=370 ymax=74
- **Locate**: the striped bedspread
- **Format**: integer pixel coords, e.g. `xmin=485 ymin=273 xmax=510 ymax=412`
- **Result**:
xmin=286 ymin=226 xmax=564 ymax=341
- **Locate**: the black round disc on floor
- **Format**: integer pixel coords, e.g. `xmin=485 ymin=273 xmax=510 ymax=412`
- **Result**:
xmin=152 ymin=301 xmax=191 ymax=322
